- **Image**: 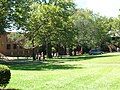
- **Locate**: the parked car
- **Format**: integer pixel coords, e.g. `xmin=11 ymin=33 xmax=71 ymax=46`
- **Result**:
xmin=89 ymin=49 xmax=104 ymax=55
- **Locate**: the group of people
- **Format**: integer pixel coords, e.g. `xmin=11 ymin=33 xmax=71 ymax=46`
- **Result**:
xmin=35 ymin=52 xmax=45 ymax=60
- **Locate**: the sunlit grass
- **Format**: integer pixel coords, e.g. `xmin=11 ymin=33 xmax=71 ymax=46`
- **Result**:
xmin=4 ymin=52 xmax=120 ymax=90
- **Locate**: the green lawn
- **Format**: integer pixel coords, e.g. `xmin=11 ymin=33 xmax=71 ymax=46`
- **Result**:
xmin=2 ymin=52 xmax=120 ymax=90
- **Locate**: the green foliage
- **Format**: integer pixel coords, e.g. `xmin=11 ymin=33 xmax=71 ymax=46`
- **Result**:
xmin=3 ymin=0 xmax=119 ymax=54
xmin=11 ymin=0 xmax=75 ymax=57
xmin=0 ymin=0 xmax=10 ymax=33
xmin=73 ymin=9 xmax=112 ymax=50
xmin=27 ymin=0 xmax=75 ymax=45
xmin=0 ymin=65 xmax=11 ymax=88
xmin=11 ymin=0 xmax=32 ymax=29
xmin=7 ymin=32 xmax=24 ymax=41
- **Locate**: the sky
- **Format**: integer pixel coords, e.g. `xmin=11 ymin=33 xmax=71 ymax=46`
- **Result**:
xmin=74 ymin=0 xmax=120 ymax=17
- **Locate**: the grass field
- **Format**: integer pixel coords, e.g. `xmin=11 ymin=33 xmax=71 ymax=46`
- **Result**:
xmin=2 ymin=52 xmax=120 ymax=90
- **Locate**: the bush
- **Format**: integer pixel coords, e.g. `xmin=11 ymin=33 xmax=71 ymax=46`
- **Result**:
xmin=0 ymin=65 xmax=11 ymax=88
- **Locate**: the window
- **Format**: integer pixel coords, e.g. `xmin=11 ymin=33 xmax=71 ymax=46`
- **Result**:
xmin=7 ymin=44 xmax=11 ymax=49
xmin=13 ymin=44 xmax=17 ymax=49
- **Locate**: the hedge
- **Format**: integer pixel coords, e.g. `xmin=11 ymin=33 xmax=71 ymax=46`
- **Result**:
xmin=0 ymin=65 xmax=11 ymax=88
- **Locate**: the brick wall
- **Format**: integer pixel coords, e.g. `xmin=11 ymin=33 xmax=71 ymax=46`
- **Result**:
xmin=0 ymin=33 xmax=33 ymax=57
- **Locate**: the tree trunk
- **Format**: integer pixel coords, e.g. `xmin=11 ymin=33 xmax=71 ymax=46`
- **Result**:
xmin=64 ymin=45 xmax=67 ymax=55
xmin=43 ymin=51 xmax=45 ymax=60
xmin=46 ymin=42 xmax=52 ymax=58
xmin=42 ymin=44 xmax=46 ymax=60
xmin=74 ymin=49 xmax=76 ymax=56
xmin=69 ymin=48 xmax=73 ymax=56
xmin=32 ymin=40 xmax=36 ymax=61
xmin=108 ymin=45 xmax=112 ymax=52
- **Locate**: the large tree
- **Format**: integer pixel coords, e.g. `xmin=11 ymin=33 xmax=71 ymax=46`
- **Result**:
xmin=74 ymin=9 xmax=110 ymax=52
xmin=11 ymin=0 xmax=75 ymax=59
xmin=0 ymin=0 xmax=11 ymax=34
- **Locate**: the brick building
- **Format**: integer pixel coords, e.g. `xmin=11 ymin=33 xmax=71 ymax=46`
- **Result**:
xmin=0 ymin=32 xmax=32 ymax=57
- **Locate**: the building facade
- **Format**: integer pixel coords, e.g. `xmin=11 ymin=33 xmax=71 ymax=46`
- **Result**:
xmin=0 ymin=32 xmax=32 ymax=57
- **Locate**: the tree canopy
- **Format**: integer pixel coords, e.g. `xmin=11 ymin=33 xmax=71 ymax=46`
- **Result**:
xmin=1 ymin=0 xmax=120 ymax=58
xmin=0 ymin=0 xmax=11 ymax=34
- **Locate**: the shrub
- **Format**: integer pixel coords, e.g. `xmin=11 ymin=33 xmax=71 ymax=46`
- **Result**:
xmin=0 ymin=65 xmax=11 ymax=88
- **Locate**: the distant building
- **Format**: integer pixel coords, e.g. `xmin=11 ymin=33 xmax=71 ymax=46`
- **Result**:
xmin=0 ymin=32 xmax=33 ymax=57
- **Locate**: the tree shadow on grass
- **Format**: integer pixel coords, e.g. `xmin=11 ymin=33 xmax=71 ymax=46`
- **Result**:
xmin=0 ymin=60 xmax=83 ymax=71
xmin=58 ymin=54 xmax=120 ymax=61
xmin=1 ymin=54 xmax=118 ymax=71
xmin=0 ymin=89 xmax=20 ymax=90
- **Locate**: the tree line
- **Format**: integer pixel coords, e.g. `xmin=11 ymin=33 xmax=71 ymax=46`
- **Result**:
xmin=1 ymin=0 xmax=120 ymax=60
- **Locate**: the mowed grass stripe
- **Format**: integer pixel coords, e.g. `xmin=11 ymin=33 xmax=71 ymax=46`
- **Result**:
xmin=88 ymin=67 xmax=120 ymax=90
xmin=55 ymin=67 xmax=113 ymax=90
xmin=8 ymin=67 xmax=114 ymax=90
xmin=6 ymin=53 xmax=120 ymax=90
